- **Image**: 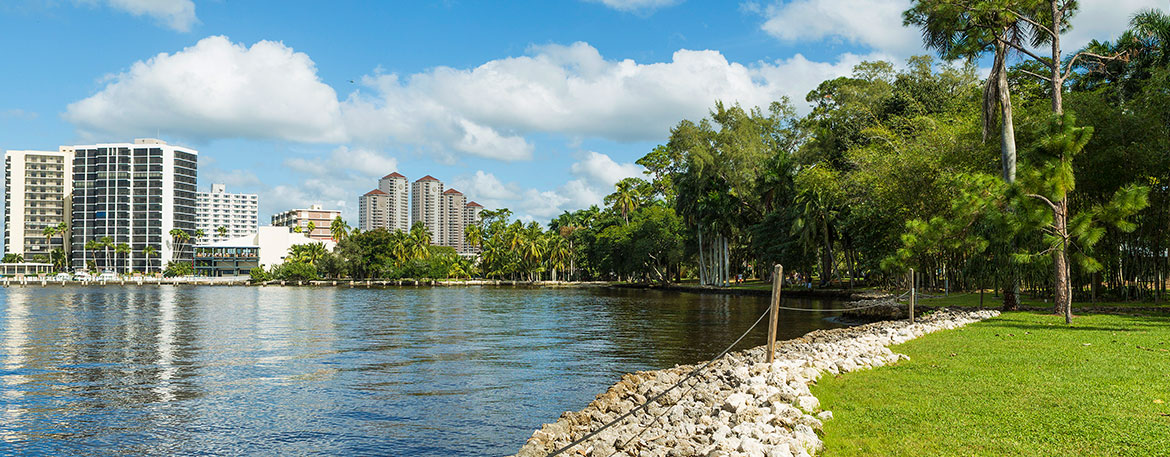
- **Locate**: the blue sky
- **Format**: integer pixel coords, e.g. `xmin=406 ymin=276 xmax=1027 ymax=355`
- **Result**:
xmin=0 ymin=0 xmax=1158 ymax=224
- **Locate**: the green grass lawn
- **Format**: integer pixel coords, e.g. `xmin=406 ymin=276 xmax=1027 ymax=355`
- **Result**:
xmin=916 ymin=292 xmax=1170 ymax=310
xmin=812 ymin=311 xmax=1170 ymax=456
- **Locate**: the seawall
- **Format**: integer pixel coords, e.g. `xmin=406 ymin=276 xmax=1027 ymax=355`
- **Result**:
xmin=511 ymin=309 xmax=999 ymax=457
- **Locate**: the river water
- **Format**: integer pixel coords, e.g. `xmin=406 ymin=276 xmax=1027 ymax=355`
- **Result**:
xmin=0 ymin=285 xmax=844 ymax=456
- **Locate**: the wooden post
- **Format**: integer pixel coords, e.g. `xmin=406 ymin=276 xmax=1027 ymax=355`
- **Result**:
xmin=767 ymin=264 xmax=783 ymax=363
xmin=909 ymin=268 xmax=916 ymax=324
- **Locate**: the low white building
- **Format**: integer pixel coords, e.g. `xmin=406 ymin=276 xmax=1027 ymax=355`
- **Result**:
xmin=194 ymin=226 xmax=334 ymax=276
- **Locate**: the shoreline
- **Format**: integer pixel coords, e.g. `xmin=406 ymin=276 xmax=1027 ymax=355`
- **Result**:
xmin=510 ymin=308 xmax=999 ymax=457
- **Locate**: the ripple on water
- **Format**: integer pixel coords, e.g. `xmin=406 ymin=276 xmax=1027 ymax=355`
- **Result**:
xmin=0 ymin=285 xmax=844 ymax=456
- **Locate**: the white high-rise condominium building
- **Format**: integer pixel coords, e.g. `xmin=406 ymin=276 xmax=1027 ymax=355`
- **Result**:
xmin=196 ymin=183 xmax=258 ymax=243
xmin=70 ymin=139 xmax=197 ymax=272
xmin=411 ymin=175 xmax=443 ymax=240
xmin=358 ymin=188 xmax=389 ymax=231
xmin=439 ymin=188 xmax=466 ymax=251
xmin=380 ymin=172 xmax=409 ymax=232
xmin=358 ymin=172 xmax=409 ymax=232
xmin=3 ymin=148 xmax=74 ymax=259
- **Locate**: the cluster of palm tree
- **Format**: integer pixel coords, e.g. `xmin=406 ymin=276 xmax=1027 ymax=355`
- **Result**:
xmin=288 ymin=242 xmax=328 ymax=265
xmin=83 ymin=237 xmax=131 ymax=272
xmin=472 ymin=211 xmax=572 ymax=281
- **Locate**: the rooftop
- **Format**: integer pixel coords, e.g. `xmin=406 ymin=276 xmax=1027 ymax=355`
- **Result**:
xmin=415 ymin=175 xmax=440 ymax=182
xmin=443 ymin=188 xmax=463 ymax=195
xmin=364 ymin=189 xmax=388 ymax=196
xmin=466 ymin=201 xmax=483 ymax=208
xmin=382 ymin=172 xmax=406 ymax=179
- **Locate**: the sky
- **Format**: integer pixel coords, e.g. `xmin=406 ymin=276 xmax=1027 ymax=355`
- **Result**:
xmin=0 ymin=0 xmax=1160 ymax=225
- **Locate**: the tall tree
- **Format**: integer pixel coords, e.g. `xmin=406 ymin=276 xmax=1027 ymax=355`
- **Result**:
xmin=144 ymin=245 xmax=158 ymax=274
xmin=115 ymin=243 xmax=130 ymax=273
xmin=330 ymin=216 xmax=349 ymax=242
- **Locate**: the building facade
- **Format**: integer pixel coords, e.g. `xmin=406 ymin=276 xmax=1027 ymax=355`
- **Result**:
xmin=438 ymin=188 xmax=466 ymax=251
xmin=411 ymin=175 xmax=443 ymax=239
xmin=69 ymin=139 xmax=197 ymax=272
xmin=3 ymin=148 xmax=74 ymax=259
xmin=379 ymin=172 xmax=409 ymax=232
xmin=195 ymin=226 xmax=334 ymax=276
xmin=271 ymin=204 xmax=341 ymax=241
xmin=357 ymin=189 xmax=389 ymax=231
xmin=196 ymin=183 xmax=258 ymax=244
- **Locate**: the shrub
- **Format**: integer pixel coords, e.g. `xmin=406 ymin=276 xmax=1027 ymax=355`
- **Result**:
xmin=249 ymin=267 xmax=270 ymax=283
xmin=163 ymin=261 xmax=194 ymax=277
xmin=270 ymin=261 xmax=318 ymax=281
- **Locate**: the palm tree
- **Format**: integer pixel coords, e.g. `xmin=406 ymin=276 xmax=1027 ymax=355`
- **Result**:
xmin=99 ymin=236 xmax=114 ymax=271
xmin=330 ymin=216 xmax=349 ymax=242
xmin=609 ymin=179 xmax=639 ymax=225
xmin=2 ymin=253 xmax=24 ymax=263
xmin=407 ymin=223 xmax=431 ymax=260
xmin=42 ymin=225 xmax=59 ymax=255
xmin=389 ymin=229 xmax=410 ymax=262
xmin=84 ymin=240 xmax=99 ymax=271
xmin=546 ymin=234 xmax=570 ymax=281
xmin=115 ymin=243 xmax=130 ymax=273
xmin=216 ymin=225 xmax=228 ymax=239
xmin=904 ymin=1 xmax=1025 ymax=183
xmin=50 ymin=249 xmax=67 ymax=272
xmin=305 ymin=221 xmax=316 ymax=238
xmin=464 ymin=223 xmax=483 ymax=254
xmin=169 ymin=229 xmax=190 ymax=268
xmin=1132 ymin=8 xmax=1170 ymax=65
xmin=143 ymin=245 xmax=158 ymax=274
xmin=289 ymin=242 xmax=328 ymax=265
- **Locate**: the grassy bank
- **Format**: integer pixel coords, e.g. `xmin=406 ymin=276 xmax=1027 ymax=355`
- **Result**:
xmin=916 ymin=292 xmax=1170 ymax=311
xmin=812 ymin=311 xmax=1170 ymax=456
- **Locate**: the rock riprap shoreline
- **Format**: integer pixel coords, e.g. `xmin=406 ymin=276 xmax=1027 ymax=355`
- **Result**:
xmin=512 ymin=309 xmax=999 ymax=457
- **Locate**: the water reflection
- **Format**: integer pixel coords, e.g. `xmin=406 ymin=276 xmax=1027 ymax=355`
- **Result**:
xmin=0 ymin=285 xmax=843 ymax=456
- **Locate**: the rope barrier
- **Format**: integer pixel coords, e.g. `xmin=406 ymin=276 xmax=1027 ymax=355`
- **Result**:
xmin=546 ymin=297 xmax=893 ymax=456
xmin=546 ymin=304 xmax=773 ymax=456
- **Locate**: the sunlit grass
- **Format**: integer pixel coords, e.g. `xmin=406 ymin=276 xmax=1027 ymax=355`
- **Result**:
xmin=813 ymin=311 xmax=1170 ymax=456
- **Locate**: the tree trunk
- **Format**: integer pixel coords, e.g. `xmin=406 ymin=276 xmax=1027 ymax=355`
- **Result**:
xmin=997 ymin=40 xmax=1017 ymax=183
xmin=698 ymin=228 xmax=706 ymax=286
xmin=1050 ymin=0 xmax=1064 ymax=115
xmin=1053 ymin=199 xmax=1072 ymax=323
xmin=820 ymin=223 xmax=833 ymax=287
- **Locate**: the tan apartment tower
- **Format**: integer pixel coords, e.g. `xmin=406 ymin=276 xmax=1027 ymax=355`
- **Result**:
xmin=3 ymin=147 xmax=74 ymax=259
xmin=378 ymin=172 xmax=409 ymax=232
xmin=439 ymin=188 xmax=467 ymax=251
xmin=357 ymin=189 xmax=388 ymax=231
xmin=462 ymin=201 xmax=483 ymax=255
xmin=271 ymin=204 xmax=341 ymax=241
xmin=411 ymin=175 xmax=443 ymax=240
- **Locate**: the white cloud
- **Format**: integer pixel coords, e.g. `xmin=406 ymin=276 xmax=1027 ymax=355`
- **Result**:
xmin=64 ymin=36 xmax=345 ymax=143
xmin=461 ymin=152 xmax=643 ymax=221
xmin=588 ymin=0 xmax=681 ymax=13
xmin=202 ymin=168 xmax=261 ymax=190
xmin=275 ymin=145 xmax=399 ymax=222
xmin=1065 ymin=0 xmax=1165 ymax=49
xmin=106 ymin=0 xmax=198 ymax=32
xmin=453 ymin=171 xmax=520 ymax=201
xmin=65 ymin=36 xmax=881 ymax=164
xmin=571 ymin=151 xmax=644 ymax=188
xmin=757 ymin=0 xmax=922 ymax=57
xmin=1 ymin=108 xmax=38 ymax=120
